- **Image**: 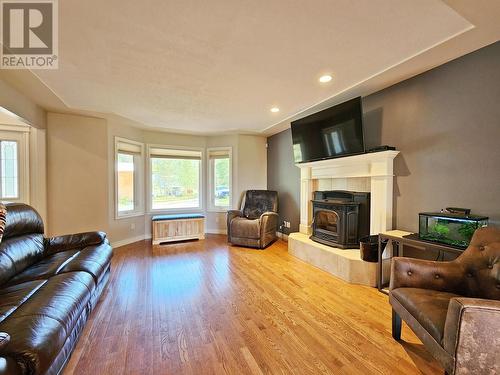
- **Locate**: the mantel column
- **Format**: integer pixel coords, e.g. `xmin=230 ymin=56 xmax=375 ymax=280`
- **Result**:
xmin=369 ymin=158 xmax=396 ymax=234
xmin=299 ymin=166 xmax=313 ymax=235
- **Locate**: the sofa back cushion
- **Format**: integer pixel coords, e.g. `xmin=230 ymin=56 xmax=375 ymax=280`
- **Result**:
xmin=3 ymin=203 xmax=44 ymax=239
xmin=242 ymin=190 xmax=278 ymax=219
xmin=0 ymin=204 xmax=45 ymax=286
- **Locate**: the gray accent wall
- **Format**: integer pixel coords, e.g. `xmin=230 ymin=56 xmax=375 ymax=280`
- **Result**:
xmin=267 ymin=41 xmax=500 ymax=233
xmin=267 ymin=128 xmax=301 ymax=233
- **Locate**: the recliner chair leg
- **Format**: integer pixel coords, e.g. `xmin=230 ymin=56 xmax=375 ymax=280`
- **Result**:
xmin=392 ymin=309 xmax=402 ymax=341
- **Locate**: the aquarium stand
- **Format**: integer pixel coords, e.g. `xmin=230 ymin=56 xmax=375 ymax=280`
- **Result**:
xmin=377 ymin=230 xmax=464 ymax=293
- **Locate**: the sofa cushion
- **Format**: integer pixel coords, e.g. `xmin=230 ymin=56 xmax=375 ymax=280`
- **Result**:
xmin=0 ymin=234 xmax=45 ymax=286
xmin=59 ymin=243 xmax=112 ymax=284
xmin=0 ymin=280 xmax=46 ymax=323
xmin=230 ymin=217 xmax=261 ymax=239
xmin=0 ymin=272 xmax=95 ymax=375
xmin=391 ymin=287 xmax=459 ymax=343
xmin=6 ymin=250 xmax=80 ymax=286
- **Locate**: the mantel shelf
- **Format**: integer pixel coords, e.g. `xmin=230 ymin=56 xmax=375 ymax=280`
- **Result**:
xmin=295 ymin=150 xmax=400 ymax=170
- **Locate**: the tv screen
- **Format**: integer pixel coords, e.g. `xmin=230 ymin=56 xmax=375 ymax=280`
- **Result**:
xmin=291 ymin=97 xmax=365 ymax=163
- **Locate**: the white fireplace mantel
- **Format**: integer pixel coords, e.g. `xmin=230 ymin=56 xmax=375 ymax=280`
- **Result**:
xmin=296 ymin=150 xmax=400 ymax=235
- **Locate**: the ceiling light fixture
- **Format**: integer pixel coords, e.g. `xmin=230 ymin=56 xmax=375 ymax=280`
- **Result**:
xmin=270 ymin=107 xmax=280 ymax=113
xmin=319 ymin=74 xmax=333 ymax=83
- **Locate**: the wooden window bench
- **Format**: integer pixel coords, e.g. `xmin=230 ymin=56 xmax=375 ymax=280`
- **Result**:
xmin=152 ymin=214 xmax=205 ymax=245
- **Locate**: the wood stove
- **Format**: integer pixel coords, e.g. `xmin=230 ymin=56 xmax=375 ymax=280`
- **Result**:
xmin=310 ymin=191 xmax=370 ymax=249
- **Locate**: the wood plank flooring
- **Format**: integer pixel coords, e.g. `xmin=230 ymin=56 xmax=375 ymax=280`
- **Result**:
xmin=63 ymin=235 xmax=442 ymax=374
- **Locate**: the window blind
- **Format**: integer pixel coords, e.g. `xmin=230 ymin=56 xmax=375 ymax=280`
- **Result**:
xmin=116 ymin=140 xmax=142 ymax=154
xmin=208 ymin=149 xmax=230 ymax=160
xmin=149 ymin=147 xmax=202 ymax=160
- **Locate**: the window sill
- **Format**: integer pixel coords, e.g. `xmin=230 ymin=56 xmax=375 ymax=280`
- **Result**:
xmin=148 ymin=208 xmax=204 ymax=215
xmin=115 ymin=211 xmax=145 ymax=220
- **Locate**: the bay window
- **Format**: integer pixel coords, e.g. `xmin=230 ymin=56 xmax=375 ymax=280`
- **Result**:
xmin=208 ymin=147 xmax=231 ymax=210
xmin=115 ymin=137 xmax=144 ymax=218
xmin=148 ymin=147 xmax=203 ymax=211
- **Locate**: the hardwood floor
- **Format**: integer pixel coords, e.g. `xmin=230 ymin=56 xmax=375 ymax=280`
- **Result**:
xmin=64 ymin=235 xmax=442 ymax=375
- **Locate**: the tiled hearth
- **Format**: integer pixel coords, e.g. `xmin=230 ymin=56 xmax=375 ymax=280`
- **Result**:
xmin=288 ymin=151 xmax=399 ymax=286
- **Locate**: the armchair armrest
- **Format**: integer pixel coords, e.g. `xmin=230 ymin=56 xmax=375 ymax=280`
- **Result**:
xmin=227 ymin=210 xmax=243 ymax=222
xmin=389 ymin=257 xmax=463 ymax=293
xmin=443 ymin=298 xmax=500 ymax=374
xmin=45 ymin=231 xmax=108 ymax=255
xmin=260 ymin=212 xmax=279 ymax=235
xmin=227 ymin=210 xmax=243 ymax=240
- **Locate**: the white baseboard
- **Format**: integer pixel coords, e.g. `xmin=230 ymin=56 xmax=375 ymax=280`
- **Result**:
xmin=111 ymin=234 xmax=151 ymax=248
xmin=205 ymin=229 xmax=227 ymax=235
xmin=112 ymin=230 xmax=228 ymax=248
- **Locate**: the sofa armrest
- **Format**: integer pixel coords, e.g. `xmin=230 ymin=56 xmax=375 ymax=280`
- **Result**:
xmin=260 ymin=212 xmax=279 ymax=235
xmin=389 ymin=257 xmax=463 ymax=292
xmin=443 ymin=298 xmax=500 ymax=374
xmin=44 ymin=231 xmax=108 ymax=255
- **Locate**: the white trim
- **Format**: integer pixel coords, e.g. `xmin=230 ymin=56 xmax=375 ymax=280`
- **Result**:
xmin=0 ymin=124 xmax=30 ymax=133
xmin=29 ymin=127 xmax=47 ymax=230
xmin=114 ymin=137 xmax=145 ymax=220
xmin=207 ymin=146 xmax=232 ymax=211
xmin=111 ymin=234 xmax=152 ymax=248
xmin=146 ymin=144 xmax=205 ymax=213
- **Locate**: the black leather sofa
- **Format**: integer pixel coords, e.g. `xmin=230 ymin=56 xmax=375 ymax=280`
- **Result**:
xmin=0 ymin=203 xmax=112 ymax=375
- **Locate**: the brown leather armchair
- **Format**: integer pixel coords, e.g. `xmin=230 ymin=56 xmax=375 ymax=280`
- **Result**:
xmin=227 ymin=190 xmax=279 ymax=249
xmin=389 ymin=227 xmax=500 ymax=375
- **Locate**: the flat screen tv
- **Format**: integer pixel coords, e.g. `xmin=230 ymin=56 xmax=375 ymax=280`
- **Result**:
xmin=291 ymin=97 xmax=365 ymax=163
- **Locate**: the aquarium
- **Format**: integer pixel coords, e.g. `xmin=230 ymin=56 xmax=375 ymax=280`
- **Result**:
xmin=419 ymin=212 xmax=488 ymax=249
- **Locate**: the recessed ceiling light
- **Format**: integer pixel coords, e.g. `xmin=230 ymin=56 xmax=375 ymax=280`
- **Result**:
xmin=319 ymin=74 xmax=333 ymax=83
xmin=270 ymin=107 xmax=280 ymax=113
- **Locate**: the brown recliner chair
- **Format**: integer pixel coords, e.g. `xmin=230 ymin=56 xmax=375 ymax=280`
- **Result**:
xmin=227 ymin=190 xmax=279 ymax=249
xmin=389 ymin=227 xmax=500 ymax=375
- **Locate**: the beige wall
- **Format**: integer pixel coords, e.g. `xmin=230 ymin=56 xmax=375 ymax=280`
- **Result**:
xmin=237 ymin=135 xmax=267 ymax=195
xmin=47 ymin=113 xmax=108 ymax=236
xmin=0 ymin=79 xmax=46 ymax=129
xmin=45 ymin=111 xmax=267 ymax=244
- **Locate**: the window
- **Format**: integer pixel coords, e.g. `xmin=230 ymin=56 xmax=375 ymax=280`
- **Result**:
xmin=149 ymin=147 xmax=203 ymax=211
xmin=1 ymin=140 xmax=18 ymax=199
xmin=0 ymin=128 xmax=29 ymax=203
xmin=208 ymin=147 xmax=231 ymax=210
xmin=115 ymin=137 xmax=144 ymax=218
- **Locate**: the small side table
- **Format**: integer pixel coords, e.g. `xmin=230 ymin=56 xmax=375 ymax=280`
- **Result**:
xmin=377 ymin=230 xmax=464 ymax=294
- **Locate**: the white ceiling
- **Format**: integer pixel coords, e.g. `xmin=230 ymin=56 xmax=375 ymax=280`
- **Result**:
xmin=3 ymin=1 xmax=500 ymax=135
